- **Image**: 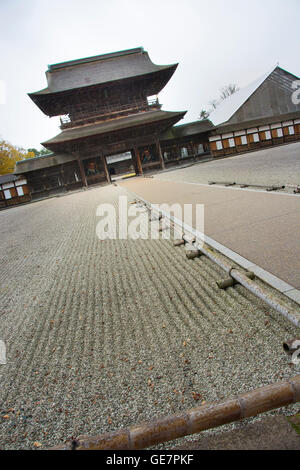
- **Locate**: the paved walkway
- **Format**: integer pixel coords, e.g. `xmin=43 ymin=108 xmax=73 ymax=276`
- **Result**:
xmin=157 ymin=141 xmax=300 ymax=188
xmin=120 ymin=177 xmax=300 ymax=292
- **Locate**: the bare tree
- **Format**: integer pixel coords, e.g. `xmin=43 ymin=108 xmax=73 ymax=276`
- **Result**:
xmin=199 ymin=83 xmax=239 ymax=120
xmin=208 ymin=99 xmax=219 ymax=110
xmin=219 ymin=83 xmax=239 ymax=100
xmin=199 ymin=109 xmax=210 ymax=120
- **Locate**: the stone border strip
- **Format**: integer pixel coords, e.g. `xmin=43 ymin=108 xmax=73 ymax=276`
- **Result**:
xmin=154 ymin=179 xmax=300 ymax=198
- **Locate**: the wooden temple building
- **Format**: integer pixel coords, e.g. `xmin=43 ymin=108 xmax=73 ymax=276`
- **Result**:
xmin=13 ymin=49 xmax=300 ymax=200
xmin=14 ymin=48 xmax=210 ymax=198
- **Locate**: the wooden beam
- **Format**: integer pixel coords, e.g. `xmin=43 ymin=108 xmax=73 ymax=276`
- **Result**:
xmin=134 ymin=147 xmax=143 ymax=176
xmin=101 ymin=153 xmax=111 ymax=184
xmin=61 ymin=163 xmax=67 ymax=188
xmin=155 ymin=138 xmax=165 ymax=170
xmin=77 ymin=158 xmax=88 ymax=187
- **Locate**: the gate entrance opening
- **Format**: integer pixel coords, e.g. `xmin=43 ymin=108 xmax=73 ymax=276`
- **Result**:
xmin=106 ymin=151 xmax=136 ymax=180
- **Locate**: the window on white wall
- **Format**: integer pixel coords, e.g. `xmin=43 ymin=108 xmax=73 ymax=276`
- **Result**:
xmin=277 ymin=128 xmax=283 ymax=138
xmin=2 ymin=183 xmax=14 ymax=190
xmin=265 ymin=131 xmax=271 ymax=140
xmin=288 ymin=126 xmax=295 ymax=135
xmin=241 ymin=135 xmax=247 ymax=145
xmin=15 ymin=179 xmax=27 ymax=187
xmin=4 ymin=190 xmax=12 ymax=199
xmin=216 ymin=141 xmax=223 ymax=150
xmin=17 ymin=186 xmax=24 ymax=196
xmin=229 ymin=138 xmax=235 ymax=148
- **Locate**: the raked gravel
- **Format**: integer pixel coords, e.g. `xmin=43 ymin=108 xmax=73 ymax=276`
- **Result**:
xmin=0 ymin=184 xmax=299 ymax=450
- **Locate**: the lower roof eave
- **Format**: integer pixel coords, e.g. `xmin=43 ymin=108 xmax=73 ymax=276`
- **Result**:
xmin=42 ymin=110 xmax=187 ymax=149
xmin=159 ymin=119 xmax=214 ymax=141
xmin=14 ymin=152 xmax=76 ymax=174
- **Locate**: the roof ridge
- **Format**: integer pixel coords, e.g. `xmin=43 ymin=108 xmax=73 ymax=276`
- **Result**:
xmin=16 ymin=153 xmax=55 ymax=163
xmin=172 ymin=119 xmax=212 ymax=129
xmin=48 ymin=48 xmax=144 ymax=72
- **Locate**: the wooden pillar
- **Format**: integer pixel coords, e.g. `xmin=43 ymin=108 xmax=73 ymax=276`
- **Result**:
xmin=134 ymin=147 xmax=143 ymax=176
xmin=101 ymin=153 xmax=111 ymax=184
xmin=77 ymin=158 xmax=88 ymax=187
xmin=155 ymin=138 xmax=165 ymax=170
xmin=176 ymin=143 xmax=181 ymax=163
xmin=61 ymin=164 xmax=67 ymax=188
xmin=192 ymin=142 xmax=197 ymax=160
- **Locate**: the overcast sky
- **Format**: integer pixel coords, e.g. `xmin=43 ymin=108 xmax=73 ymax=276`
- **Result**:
xmin=0 ymin=0 xmax=299 ymax=149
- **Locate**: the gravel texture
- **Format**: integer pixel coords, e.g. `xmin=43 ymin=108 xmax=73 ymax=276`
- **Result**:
xmin=155 ymin=142 xmax=300 ymax=192
xmin=0 ymin=184 xmax=299 ymax=450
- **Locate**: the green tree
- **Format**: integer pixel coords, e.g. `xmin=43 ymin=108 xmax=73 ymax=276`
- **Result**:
xmin=27 ymin=146 xmax=51 ymax=157
xmin=0 ymin=139 xmax=34 ymax=175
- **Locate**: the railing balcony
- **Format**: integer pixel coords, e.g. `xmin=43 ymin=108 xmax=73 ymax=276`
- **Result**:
xmin=59 ymin=97 xmax=161 ymax=129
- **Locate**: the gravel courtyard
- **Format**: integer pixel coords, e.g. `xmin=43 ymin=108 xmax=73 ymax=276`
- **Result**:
xmin=0 ymin=184 xmax=299 ymax=450
xmin=155 ymin=141 xmax=300 ymax=189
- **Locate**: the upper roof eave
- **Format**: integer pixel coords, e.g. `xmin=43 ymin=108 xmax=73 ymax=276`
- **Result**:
xmin=48 ymin=47 xmax=145 ymax=71
xmin=28 ymin=63 xmax=178 ymax=97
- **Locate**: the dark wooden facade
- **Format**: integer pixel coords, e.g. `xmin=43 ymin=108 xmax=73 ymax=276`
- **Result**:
xmin=209 ymin=119 xmax=300 ymax=158
xmin=15 ymin=153 xmax=83 ymax=200
xmin=160 ymin=120 xmax=213 ymax=166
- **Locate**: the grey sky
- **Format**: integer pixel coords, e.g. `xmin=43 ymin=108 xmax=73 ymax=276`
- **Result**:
xmin=0 ymin=0 xmax=299 ymax=149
